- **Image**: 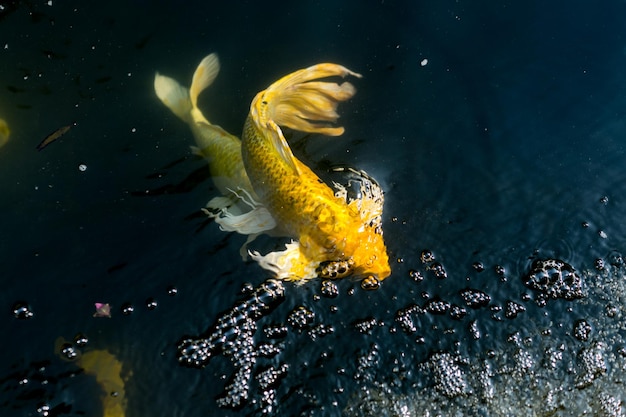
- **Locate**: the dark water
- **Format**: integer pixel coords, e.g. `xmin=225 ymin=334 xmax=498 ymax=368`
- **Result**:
xmin=3 ymin=1 xmax=626 ymax=416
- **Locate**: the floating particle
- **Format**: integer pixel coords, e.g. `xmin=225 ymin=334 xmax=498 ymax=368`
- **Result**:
xmin=599 ymin=196 xmax=609 ymax=205
xmin=573 ymin=319 xmax=592 ymax=342
xmin=121 ymin=303 xmax=134 ymax=315
xmin=146 ymin=298 xmax=158 ymax=310
xmin=78 ymin=164 xmax=87 ymax=172
xmin=523 ymin=259 xmax=583 ymax=300
xmin=93 ymin=302 xmax=111 ymax=318
xmin=599 ymin=230 xmax=608 ymax=239
xmin=420 ymin=58 xmax=428 ymax=66
xmin=12 ymin=301 xmax=34 ymax=319
xmin=504 ymin=301 xmax=526 ymax=319
xmin=459 ymin=288 xmax=491 ymax=308
xmin=320 ymin=280 xmax=339 ymax=298
xmin=420 ymin=249 xmax=435 ymax=264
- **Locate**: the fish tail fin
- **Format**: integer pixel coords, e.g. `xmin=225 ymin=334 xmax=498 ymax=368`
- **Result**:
xmin=189 ymin=53 xmax=220 ymax=112
xmin=252 ymin=63 xmax=362 ymax=136
xmin=154 ymin=72 xmax=193 ymax=122
xmin=154 ymin=53 xmax=221 ymax=124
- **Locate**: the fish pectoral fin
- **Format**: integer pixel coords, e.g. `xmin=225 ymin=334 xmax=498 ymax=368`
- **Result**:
xmin=249 ymin=241 xmax=318 ymax=282
xmin=154 ymin=72 xmax=192 ymax=122
xmin=190 ymin=53 xmax=220 ymax=109
xmin=266 ymin=120 xmax=300 ymax=174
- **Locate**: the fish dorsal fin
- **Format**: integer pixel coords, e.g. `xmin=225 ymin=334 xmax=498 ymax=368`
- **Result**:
xmin=190 ymin=53 xmax=220 ymax=109
xmin=262 ymin=63 xmax=361 ymax=136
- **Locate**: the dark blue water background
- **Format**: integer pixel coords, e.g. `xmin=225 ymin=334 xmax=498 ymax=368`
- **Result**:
xmin=2 ymin=1 xmax=626 ymax=416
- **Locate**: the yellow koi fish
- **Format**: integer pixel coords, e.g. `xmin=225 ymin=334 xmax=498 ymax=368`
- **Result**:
xmin=242 ymin=63 xmax=391 ymax=285
xmin=0 ymin=118 xmax=9 ymax=148
xmin=154 ymin=54 xmax=275 ymax=241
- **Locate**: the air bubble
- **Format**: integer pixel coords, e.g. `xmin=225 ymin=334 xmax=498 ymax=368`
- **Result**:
xmin=12 ymin=302 xmax=34 ymax=319
xmin=420 ymin=249 xmax=435 ymax=264
xmin=73 ymin=333 xmax=88 ymax=347
xmin=121 ymin=303 xmax=134 ymax=315
xmin=427 ymin=262 xmax=447 ymax=279
xmin=408 ymin=269 xmax=423 ymax=282
xmin=146 ymin=298 xmax=158 ymax=310
xmin=167 ymin=285 xmax=178 ymax=296
xmin=320 ymin=280 xmax=339 ymax=298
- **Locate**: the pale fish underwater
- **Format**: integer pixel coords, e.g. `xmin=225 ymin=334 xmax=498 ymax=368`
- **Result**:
xmin=0 ymin=118 xmax=10 ymax=148
xmin=155 ymin=55 xmax=390 ymax=286
xmin=154 ymin=54 xmax=276 ymax=247
xmin=56 ymin=339 xmax=127 ymax=417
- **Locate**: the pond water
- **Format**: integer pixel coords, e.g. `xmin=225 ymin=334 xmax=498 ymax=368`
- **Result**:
xmin=3 ymin=1 xmax=626 ymax=416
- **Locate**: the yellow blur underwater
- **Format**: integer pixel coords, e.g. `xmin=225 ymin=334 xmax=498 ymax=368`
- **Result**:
xmin=155 ymin=54 xmax=390 ymax=286
xmin=0 ymin=118 xmax=10 ymax=148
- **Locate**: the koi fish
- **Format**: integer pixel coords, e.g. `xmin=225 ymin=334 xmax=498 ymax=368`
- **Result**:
xmin=154 ymin=54 xmax=276 ymax=244
xmin=55 ymin=339 xmax=127 ymax=417
xmin=0 ymin=118 xmax=9 ymax=148
xmin=242 ymin=63 xmax=391 ymax=286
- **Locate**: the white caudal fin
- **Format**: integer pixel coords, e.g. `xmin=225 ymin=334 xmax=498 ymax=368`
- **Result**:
xmin=154 ymin=72 xmax=192 ymax=122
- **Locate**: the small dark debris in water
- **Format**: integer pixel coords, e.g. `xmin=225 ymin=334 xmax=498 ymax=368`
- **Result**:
xmin=7 ymin=85 xmax=26 ymax=93
xmin=107 ymin=262 xmax=128 ymax=274
xmin=12 ymin=301 xmax=34 ymax=319
xmin=95 ymin=76 xmax=112 ymax=84
xmin=37 ymin=124 xmax=73 ymax=151
xmin=93 ymin=303 xmax=111 ymax=318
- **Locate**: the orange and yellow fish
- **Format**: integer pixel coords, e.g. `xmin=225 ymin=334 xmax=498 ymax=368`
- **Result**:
xmin=155 ymin=55 xmax=390 ymax=286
